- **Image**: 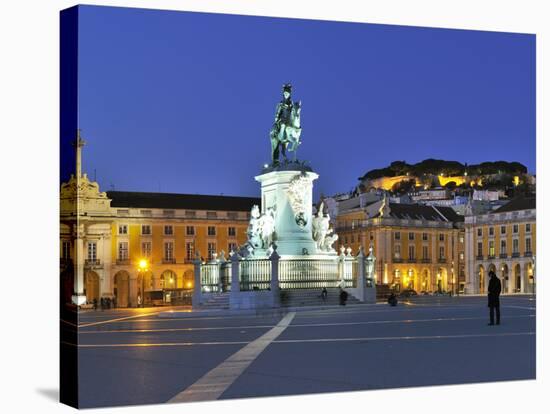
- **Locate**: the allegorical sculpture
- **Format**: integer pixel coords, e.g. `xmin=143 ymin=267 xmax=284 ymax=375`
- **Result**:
xmin=243 ymin=205 xmax=277 ymax=256
xmin=312 ymin=201 xmax=338 ymax=252
xmin=270 ymin=83 xmax=302 ymax=165
xmin=286 ymin=172 xmax=311 ymax=227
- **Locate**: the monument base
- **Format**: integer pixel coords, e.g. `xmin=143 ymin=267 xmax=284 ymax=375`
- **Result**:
xmin=72 ymin=294 xmax=87 ymax=306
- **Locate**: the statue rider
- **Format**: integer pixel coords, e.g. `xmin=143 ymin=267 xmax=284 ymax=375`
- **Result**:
xmin=270 ymin=83 xmax=296 ymax=165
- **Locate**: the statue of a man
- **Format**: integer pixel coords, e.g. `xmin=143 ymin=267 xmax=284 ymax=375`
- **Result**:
xmin=270 ymin=83 xmax=302 ymax=165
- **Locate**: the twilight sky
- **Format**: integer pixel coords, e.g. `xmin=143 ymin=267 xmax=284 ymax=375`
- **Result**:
xmin=76 ymin=5 xmax=535 ymax=199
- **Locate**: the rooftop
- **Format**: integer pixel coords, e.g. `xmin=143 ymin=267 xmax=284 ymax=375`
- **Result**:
xmin=107 ymin=191 xmax=260 ymax=212
xmin=382 ymin=203 xmax=464 ymax=223
xmin=493 ymin=196 xmax=536 ymax=213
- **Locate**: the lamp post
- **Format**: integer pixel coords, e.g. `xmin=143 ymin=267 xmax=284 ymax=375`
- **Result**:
xmin=451 ymin=260 xmax=455 ymax=297
xmin=138 ymin=259 xmax=149 ymax=308
xmin=532 ymin=255 xmax=536 ymax=298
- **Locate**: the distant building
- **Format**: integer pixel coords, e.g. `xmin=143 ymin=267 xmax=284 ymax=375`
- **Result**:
xmin=335 ymin=197 xmax=465 ymax=293
xmin=60 ymin=141 xmax=258 ymax=307
xmin=464 ymin=196 xmax=536 ymax=294
xmin=473 ymin=189 xmax=504 ymax=201
xmin=410 ymin=188 xmax=451 ymax=202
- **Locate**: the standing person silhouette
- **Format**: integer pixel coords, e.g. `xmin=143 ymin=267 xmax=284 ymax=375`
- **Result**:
xmin=487 ymin=271 xmax=502 ymax=325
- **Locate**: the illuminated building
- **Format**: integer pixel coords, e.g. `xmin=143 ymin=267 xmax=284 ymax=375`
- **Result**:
xmin=464 ymin=196 xmax=536 ymax=294
xmin=60 ymin=139 xmax=258 ymax=307
xmin=334 ymin=196 xmax=465 ymax=293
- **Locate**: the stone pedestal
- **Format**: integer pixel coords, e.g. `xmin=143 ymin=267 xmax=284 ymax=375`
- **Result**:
xmin=255 ymin=167 xmax=318 ymax=256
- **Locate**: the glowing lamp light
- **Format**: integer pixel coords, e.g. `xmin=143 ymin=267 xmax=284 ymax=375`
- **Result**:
xmin=138 ymin=259 xmax=148 ymax=271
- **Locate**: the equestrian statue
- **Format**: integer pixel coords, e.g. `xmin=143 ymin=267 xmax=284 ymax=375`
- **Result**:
xmin=270 ymin=83 xmax=302 ymax=165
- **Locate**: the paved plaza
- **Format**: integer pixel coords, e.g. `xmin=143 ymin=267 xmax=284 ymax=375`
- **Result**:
xmin=73 ymin=295 xmax=536 ymax=408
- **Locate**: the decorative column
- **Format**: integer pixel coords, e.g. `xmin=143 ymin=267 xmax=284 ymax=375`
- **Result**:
xmin=338 ymin=246 xmax=345 ymax=286
xmin=100 ymin=227 xmax=113 ymax=298
xmin=356 ymin=247 xmax=366 ymax=301
xmin=229 ymin=253 xmax=241 ymax=309
xmin=270 ymin=248 xmax=280 ymax=308
xmin=192 ymin=255 xmax=202 ymax=309
xmin=72 ymin=224 xmax=86 ymax=305
xmin=364 ymin=244 xmax=377 ymax=303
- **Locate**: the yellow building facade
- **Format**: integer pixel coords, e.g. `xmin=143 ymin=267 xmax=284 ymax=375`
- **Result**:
xmin=60 ymin=143 xmax=258 ymax=307
xmin=335 ymin=198 xmax=465 ymax=294
xmin=464 ymin=197 xmax=536 ymax=294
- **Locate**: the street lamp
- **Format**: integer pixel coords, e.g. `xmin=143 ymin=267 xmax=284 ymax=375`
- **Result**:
xmin=532 ymin=255 xmax=536 ymax=298
xmin=137 ymin=259 xmax=149 ymax=308
xmin=451 ymin=260 xmax=455 ymax=297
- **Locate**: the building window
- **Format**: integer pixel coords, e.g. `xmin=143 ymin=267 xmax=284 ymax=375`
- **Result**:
xmin=228 ymin=242 xmax=238 ymax=253
xmin=118 ymin=224 xmax=128 ymax=235
xmin=500 ymin=226 xmax=506 ymax=235
xmin=439 ymin=246 xmax=445 ymax=260
xmin=87 ymin=242 xmax=97 ymax=261
xmin=513 ymin=239 xmax=519 ymax=253
xmin=408 ymin=245 xmax=415 ymax=260
xmin=140 ymin=209 xmax=152 ymax=217
xmin=513 ymin=224 xmax=518 ymax=234
xmin=207 ymin=211 xmax=217 ymax=219
xmin=141 ymin=241 xmax=151 ymax=258
xmin=526 ymin=237 xmax=532 ymax=253
xmin=489 ymin=240 xmax=495 ymax=257
xmin=227 ymin=212 xmax=238 ymax=220
xmin=439 ymin=233 xmax=444 ymax=242
xmin=394 ymin=244 xmax=401 ymax=259
xmin=118 ymin=242 xmax=128 ymax=260
xmin=422 ymin=233 xmax=428 ymax=241
xmin=164 ymin=225 xmax=173 ymax=235
xmin=477 ymin=228 xmax=482 ymax=237
xmin=489 ymin=227 xmax=494 ymax=236
xmin=459 ymin=252 xmax=464 ymax=260
xmin=163 ymin=210 xmax=175 ymax=217
xmin=62 ymin=241 xmax=71 ymax=259
xmin=526 ymin=223 xmax=531 ymax=233
xmin=185 ymin=210 xmax=196 ymax=218
xmin=394 ymin=232 xmax=401 ymax=240
xmin=228 ymin=227 xmax=236 ymax=237
xmin=141 ymin=225 xmax=151 ymax=235
xmin=459 ymin=236 xmax=464 ymax=244
xmin=208 ymin=226 xmax=216 ymax=236
xmin=500 ymin=240 xmax=506 ymax=255
xmin=408 ymin=232 xmax=415 ymax=241
xmin=208 ymin=242 xmax=216 ymax=260
xmin=370 ymin=233 xmax=374 ymax=241
xmin=186 ymin=242 xmax=194 ymax=260
xmin=477 ymin=242 xmax=483 ymax=257
xmin=186 ymin=226 xmax=195 ymax=236
xmin=164 ymin=242 xmax=174 ymax=260
xmin=422 ymin=245 xmax=429 ymax=260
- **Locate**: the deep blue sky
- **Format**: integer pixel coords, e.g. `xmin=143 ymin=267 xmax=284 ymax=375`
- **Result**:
xmin=77 ymin=5 xmax=535 ymax=199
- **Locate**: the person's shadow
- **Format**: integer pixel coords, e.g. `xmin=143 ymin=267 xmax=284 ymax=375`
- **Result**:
xmin=36 ymin=388 xmax=59 ymax=402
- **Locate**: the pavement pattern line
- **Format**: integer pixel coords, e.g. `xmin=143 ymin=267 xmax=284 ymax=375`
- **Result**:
xmin=78 ymin=311 xmax=165 ymax=328
xmin=273 ymin=331 xmax=535 ymax=344
xmin=167 ymin=311 xmax=296 ymax=404
xmin=70 ymin=330 xmax=533 ymax=349
xmin=505 ymin=305 xmax=536 ymax=311
xmin=78 ymin=314 xmax=535 ymax=335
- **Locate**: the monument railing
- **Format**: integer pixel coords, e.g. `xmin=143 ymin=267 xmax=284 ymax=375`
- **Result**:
xmin=239 ymin=259 xmax=272 ymax=291
xmin=279 ymin=258 xmax=343 ymax=289
xmin=220 ymin=261 xmax=232 ymax=292
xmin=196 ymin=252 xmax=366 ymax=295
xmin=200 ymin=262 xmax=221 ymax=293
